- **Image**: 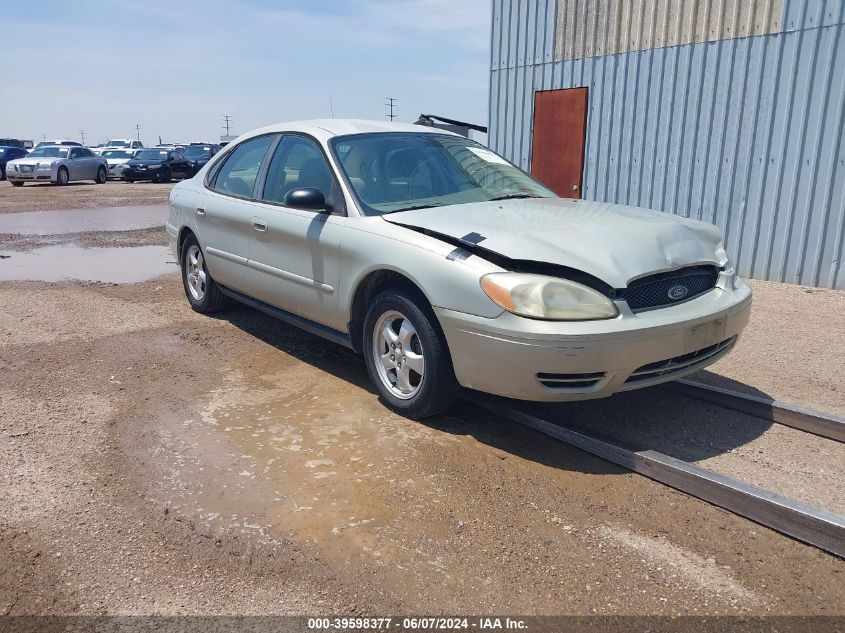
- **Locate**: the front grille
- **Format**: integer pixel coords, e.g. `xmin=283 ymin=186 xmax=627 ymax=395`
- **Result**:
xmin=621 ymin=266 xmax=718 ymax=312
xmin=537 ymin=371 xmax=606 ymax=390
xmin=625 ymin=337 xmax=736 ymax=385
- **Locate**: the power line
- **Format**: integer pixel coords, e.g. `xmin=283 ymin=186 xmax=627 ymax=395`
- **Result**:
xmin=222 ymin=115 xmax=233 ymax=136
xmin=385 ymin=98 xmax=397 ymax=121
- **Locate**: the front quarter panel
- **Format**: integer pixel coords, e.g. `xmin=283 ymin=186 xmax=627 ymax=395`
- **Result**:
xmin=336 ymin=217 xmax=504 ymax=332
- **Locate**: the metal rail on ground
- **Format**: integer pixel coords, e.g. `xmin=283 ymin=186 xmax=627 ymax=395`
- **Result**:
xmin=664 ymin=379 xmax=845 ymax=443
xmin=469 ymin=397 xmax=845 ymax=559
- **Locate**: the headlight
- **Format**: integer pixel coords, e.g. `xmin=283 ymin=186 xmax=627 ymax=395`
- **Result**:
xmin=480 ymin=272 xmax=618 ymax=321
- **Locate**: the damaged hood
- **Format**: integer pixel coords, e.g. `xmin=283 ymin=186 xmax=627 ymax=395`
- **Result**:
xmin=383 ymin=198 xmax=725 ymax=288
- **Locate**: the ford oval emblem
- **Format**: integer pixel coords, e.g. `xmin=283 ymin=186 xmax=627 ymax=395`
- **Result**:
xmin=667 ymin=284 xmax=689 ymax=300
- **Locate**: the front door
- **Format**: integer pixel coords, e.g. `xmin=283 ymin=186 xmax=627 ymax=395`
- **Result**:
xmin=247 ymin=134 xmax=342 ymax=327
xmin=530 ymin=87 xmax=588 ymax=198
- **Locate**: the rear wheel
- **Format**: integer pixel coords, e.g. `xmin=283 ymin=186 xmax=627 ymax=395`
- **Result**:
xmin=180 ymin=234 xmax=228 ymax=313
xmin=0 ymin=166 xmax=5 ymax=181
xmin=363 ymin=290 xmax=460 ymax=419
xmin=95 ymin=166 xmax=107 ymax=184
xmin=56 ymin=167 xmax=69 ymax=186
xmin=11 ymin=181 xmax=24 ymax=187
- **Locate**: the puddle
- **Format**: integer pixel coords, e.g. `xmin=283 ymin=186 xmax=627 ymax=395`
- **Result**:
xmin=0 ymin=244 xmax=175 ymax=283
xmin=155 ymin=366 xmax=461 ymax=563
xmin=0 ymin=205 xmax=168 ymax=235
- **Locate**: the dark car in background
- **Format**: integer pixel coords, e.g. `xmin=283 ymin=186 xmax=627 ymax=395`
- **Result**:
xmin=123 ymin=148 xmax=193 ymax=183
xmin=0 ymin=146 xmax=28 ymax=180
xmin=183 ymin=143 xmax=220 ymax=175
xmin=0 ymin=138 xmax=27 ymax=151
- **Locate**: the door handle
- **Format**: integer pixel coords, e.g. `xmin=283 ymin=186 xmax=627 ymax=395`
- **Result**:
xmin=252 ymin=218 xmax=268 ymax=233
xmin=196 ymin=207 xmax=206 ymax=216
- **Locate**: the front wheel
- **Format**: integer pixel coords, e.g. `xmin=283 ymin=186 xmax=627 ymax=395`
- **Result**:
xmin=56 ymin=167 xmax=69 ymax=186
xmin=95 ymin=166 xmax=107 ymax=184
xmin=363 ymin=290 xmax=460 ymax=419
xmin=11 ymin=181 xmax=24 ymax=187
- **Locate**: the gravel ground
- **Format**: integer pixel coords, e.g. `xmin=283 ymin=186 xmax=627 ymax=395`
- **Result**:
xmin=0 ymin=180 xmax=174 ymax=213
xmin=0 ymin=215 xmax=842 ymax=617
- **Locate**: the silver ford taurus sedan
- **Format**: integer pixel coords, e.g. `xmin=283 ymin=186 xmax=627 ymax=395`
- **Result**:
xmin=167 ymin=120 xmax=751 ymax=418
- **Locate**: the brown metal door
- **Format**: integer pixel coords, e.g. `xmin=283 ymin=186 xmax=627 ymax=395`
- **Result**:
xmin=530 ymin=87 xmax=588 ymax=198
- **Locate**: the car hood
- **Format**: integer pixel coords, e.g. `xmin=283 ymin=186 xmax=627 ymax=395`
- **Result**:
xmin=383 ymin=198 xmax=726 ymax=288
xmin=8 ymin=156 xmax=60 ymax=166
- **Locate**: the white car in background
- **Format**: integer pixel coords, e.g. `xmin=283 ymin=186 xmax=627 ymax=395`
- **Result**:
xmin=96 ymin=139 xmax=144 ymax=155
xmin=100 ymin=148 xmax=138 ymax=179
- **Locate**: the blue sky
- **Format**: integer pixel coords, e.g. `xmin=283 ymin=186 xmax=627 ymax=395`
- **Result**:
xmin=0 ymin=0 xmax=490 ymax=145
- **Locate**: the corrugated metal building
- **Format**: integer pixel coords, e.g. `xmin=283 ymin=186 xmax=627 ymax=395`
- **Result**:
xmin=489 ymin=0 xmax=845 ymax=288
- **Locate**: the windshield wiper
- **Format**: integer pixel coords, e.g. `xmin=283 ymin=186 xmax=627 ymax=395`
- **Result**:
xmin=489 ymin=193 xmax=537 ymax=201
xmin=384 ymin=203 xmax=443 ymax=214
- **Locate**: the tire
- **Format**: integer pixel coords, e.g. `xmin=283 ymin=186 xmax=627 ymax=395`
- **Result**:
xmin=124 ymin=177 xmax=135 ymax=183
xmin=180 ymin=234 xmax=228 ymax=313
xmin=158 ymin=167 xmax=172 ymax=183
xmin=56 ymin=167 xmax=69 ymax=186
xmin=95 ymin=166 xmax=107 ymax=184
xmin=11 ymin=181 xmax=24 ymax=187
xmin=363 ymin=289 xmax=460 ymax=419
xmin=0 ymin=166 xmax=5 ymax=181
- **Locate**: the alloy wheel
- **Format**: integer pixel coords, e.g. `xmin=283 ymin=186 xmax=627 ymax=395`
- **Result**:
xmin=184 ymin=244 xmax=207 ymax=301
xmin=371 ymin=310 xmax=425 ymax=400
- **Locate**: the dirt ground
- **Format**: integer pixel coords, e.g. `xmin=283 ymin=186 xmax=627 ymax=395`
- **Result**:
xmin=0 ymin=205 xmax=843 ymax=617
xmin=0 ymin=180 xmax=173 ymax=213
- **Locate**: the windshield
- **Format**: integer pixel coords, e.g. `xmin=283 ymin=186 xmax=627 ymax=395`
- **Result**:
xmin=184 ymin=146 xmax=212 ymax=158
xmin=106 ymin=140 xmax=130 ymax=147
xmin=330 ymin=132 xmax=556 ymax=215
xmin=102 ymin=150 xmax=132 ymax=158
xmin=28 ymin=147 xmax=69 ymax=158
xmin=134 ymin=150 xmax=168 ymax=160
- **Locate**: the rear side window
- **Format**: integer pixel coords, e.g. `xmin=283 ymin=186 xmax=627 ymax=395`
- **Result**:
xmin=211 ymin=135 xmax=275 ymax=198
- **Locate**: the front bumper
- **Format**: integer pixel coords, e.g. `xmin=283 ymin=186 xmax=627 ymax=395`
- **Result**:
xmin=123 ymin=167 xmax=162 ymax=180
xmin=436 ymin=278 xmax=752 ymax=401
xmin=7 ymin=166 xmax=54 ymax=182
xmin=107 ymin=164 xmax=126 ymax=178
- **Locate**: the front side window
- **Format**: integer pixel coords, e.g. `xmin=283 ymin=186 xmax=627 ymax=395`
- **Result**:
xmin=330 ymin=132 xmax=556 ymax=215
xmin=211 ymin=134 xmax=275 ymax=198
xmin=261 ymin=135 xmax=335 ymax=205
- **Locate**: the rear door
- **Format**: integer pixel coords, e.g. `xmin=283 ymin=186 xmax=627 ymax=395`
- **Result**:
xmin=193 ymin=134 xmax=277 ymax=292
xmin=530 ymin=87 xmax=588 ymax=198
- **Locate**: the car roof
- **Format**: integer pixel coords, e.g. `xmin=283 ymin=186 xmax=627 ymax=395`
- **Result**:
xmin=237 ymin=118 xmax=457 ymax=141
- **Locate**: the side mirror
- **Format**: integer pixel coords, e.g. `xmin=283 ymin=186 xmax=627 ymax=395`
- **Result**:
xmin=284 ymin=187 xmax=328 ymax=211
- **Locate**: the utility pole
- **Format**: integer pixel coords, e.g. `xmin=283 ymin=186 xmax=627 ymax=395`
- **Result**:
xmin=385 ymin=98 xmax=397 ymax=121
xmin=79 ymin=129 xmax=86 ymax=145
xmin=222 ymin=115 xmax=232 ymax=136
xmin=135 ymin=124 xmax=141 ymax=140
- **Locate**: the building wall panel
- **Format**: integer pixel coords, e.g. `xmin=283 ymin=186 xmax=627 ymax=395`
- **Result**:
xmin=489 ymin=0 xmax=845 ymax=288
